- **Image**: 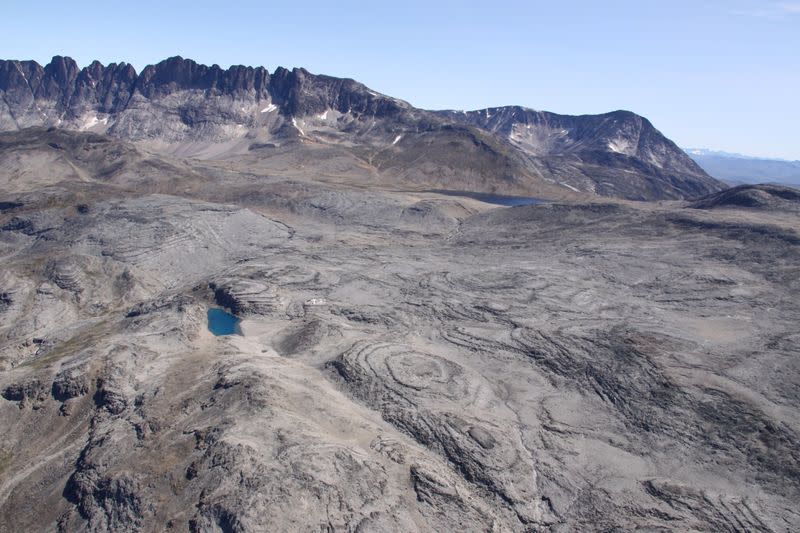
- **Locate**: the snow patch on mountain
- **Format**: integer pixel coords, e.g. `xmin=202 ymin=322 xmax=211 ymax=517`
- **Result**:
xmin=292 ymin=118 xmax=305 ymax=136
xmin=608 ymin=139 xmax=633 ymax=154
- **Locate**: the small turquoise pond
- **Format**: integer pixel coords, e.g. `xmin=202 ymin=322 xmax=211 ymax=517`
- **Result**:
xmin=207 ymin=308 xmax=240 ymax=336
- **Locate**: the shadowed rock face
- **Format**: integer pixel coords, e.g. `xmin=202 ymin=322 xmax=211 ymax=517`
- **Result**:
xmin=0 ymin=55 xmax=724 ymax=200
xmin=135 ymin=57 xmax=270 ymax=100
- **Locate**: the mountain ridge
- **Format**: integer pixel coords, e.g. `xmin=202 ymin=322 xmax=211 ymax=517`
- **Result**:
xmin=685 ymin=148 xmax=799 ymax=162
xmin=685 ymin=148 xmax=800 ymax=187
xmin=0 ymin=55 xmax=725 ymax=200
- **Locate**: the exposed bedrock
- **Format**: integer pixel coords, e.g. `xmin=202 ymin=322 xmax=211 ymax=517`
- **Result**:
xmin=330 ymin=340 xmax=554 ymax=526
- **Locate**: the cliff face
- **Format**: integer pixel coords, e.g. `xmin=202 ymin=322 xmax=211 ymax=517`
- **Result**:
xmin=0 ymin=56 xmax=725 ymax=200
xmin=0 ymin=56 xmax=271 ymax=141
xmin=0 ymin=56 xmax=395 ymax=135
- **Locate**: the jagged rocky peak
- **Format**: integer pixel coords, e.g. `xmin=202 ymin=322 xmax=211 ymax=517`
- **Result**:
xmin=267 ymin=65 xmax=409 ymax=117
xmin=136 ymin=56 xmax=271 ymax=98
xmin=0 ymin=55 xmax=406 ymax=114
xmin=0 ymin=56 xmax=138 ymax=118
xmin=0 ymin=55 xmax=275 ymax=109
xmin=0 ymin=55 xmax=409 ymax=122
xmin=37 ymin=55 xmax=79 ymax=102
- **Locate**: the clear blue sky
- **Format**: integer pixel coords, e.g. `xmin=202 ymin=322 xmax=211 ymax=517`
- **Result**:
xmin=3 ymin=0 xmax=799 ymax=159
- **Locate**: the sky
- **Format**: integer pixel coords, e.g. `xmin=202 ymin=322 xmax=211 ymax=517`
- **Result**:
xmin=2 ymin=0 xmax=799 ymax=160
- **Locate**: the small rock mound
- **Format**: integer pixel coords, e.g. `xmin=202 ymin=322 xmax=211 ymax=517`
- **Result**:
xmin=46 ymin=257 xmax=88 ymax=293
xmin=689 ymin=184 xmax=800 ymax=210
xmin=2 ymin=378 xmax=48 ymax=408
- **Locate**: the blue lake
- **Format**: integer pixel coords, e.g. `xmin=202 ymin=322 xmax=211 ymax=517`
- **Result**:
xmin=207 ymin=308 xmax=240 ymax=336
xmin=427 ymin=190 xmax=545 ymax=206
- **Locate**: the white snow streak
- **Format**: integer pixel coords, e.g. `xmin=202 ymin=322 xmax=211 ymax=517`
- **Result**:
xmin=392 ymin=135 xmax=402 ymax=145
xmin=292 ymin=117 xmax=306 ymax=136
xmin=607 ymin=139 xmax=631 ymax=154
xmin=560 ymin=182 xmax=580 ymax=192
xmin=261 ymin=104 xmax=278 ymax=113
xmin=81 ymin=115 xmax=108 ymax=129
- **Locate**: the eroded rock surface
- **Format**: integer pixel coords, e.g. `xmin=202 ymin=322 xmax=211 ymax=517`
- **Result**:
xmin=0 ymin=130 xmax=798 ymax=531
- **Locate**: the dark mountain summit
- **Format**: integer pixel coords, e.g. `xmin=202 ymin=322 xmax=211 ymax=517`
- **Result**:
xmin=0 ymin=55 xmax=725 ymax=200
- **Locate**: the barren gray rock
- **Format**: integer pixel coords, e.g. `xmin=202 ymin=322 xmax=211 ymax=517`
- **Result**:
xmin=0 ymin=126 xmax=797 ymax=532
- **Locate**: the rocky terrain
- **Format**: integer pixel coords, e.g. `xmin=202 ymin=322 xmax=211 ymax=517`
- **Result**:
xmin=0 ymin=120 xmax=797 ymax=532
xmin=0 ymin=55 xmax=797 ymax=532
xmin=0 ymin=56 xmax=724 ymax=200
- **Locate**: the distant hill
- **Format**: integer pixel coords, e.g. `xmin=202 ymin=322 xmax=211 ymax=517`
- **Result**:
xmin=689 ymin=183 xmax=800 ymax=211
xmin=685 ymin=148 xmax=800 ymax=187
